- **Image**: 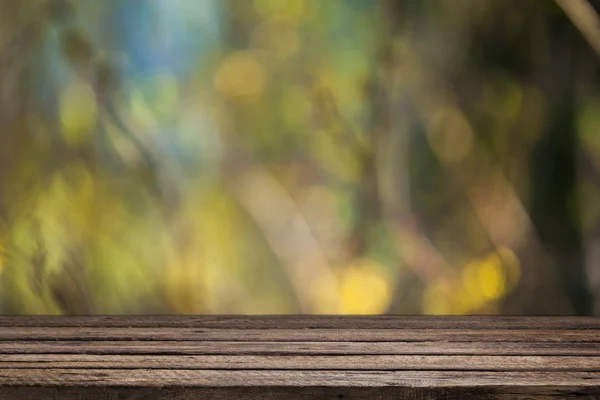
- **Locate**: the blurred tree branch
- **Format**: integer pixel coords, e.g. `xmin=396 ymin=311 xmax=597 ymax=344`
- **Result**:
xmin=556 ymin=0 xmax=600 ymax=55
xmin=224 ymin=152 xmax=340 ymax=313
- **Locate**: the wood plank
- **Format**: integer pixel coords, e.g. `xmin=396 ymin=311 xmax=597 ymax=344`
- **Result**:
xmin=1 ymin=315 xmax=600 ymax=329
xmin=0 ymin=327 xmax=598 ymax=342
xmin=1 ymin=354 xmax=599 ymax=371
xmin=2 ymin=340 xmax=599 ymax=356
xmin=1 ymin=369 xmax=600 ymax=387
xmin=1 ymin=386 xmax=599 ymax=400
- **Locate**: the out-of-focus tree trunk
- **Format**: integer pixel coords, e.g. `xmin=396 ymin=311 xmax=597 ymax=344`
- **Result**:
xmin=493 ymin=3 xmax=593 ymax=314
xmin=559 ymin=0 xmax=600 ymax=315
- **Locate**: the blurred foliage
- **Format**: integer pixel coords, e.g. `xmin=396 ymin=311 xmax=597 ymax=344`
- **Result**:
xmin=0 ymin=0 xmax=600 ymax=315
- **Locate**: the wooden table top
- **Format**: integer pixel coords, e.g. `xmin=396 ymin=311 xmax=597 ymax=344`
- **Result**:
xmin=0 ymin=316 xmax=599 ymax=399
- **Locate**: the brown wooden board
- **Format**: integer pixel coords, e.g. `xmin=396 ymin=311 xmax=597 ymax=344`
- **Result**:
xmin=0 ymin=317 xmax=599 ymax=399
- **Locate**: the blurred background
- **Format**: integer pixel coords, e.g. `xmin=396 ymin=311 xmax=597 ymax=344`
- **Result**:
xmin=1 ymin=0 xmax=600 ymax=315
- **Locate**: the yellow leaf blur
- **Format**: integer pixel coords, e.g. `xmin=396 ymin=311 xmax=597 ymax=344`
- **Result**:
xmin=59 ymin=80 xmax=98 ymax=145
xmin=339 ymin=258 xmax=392 ymax=314
xmin=214 ymin=51 xmax=267 ymax=101
xmin=478 ymin=254 xmax=506 ymax=300
xmin=460 ymin=250 xmax=511 ymax=309
xmin=461 ymin=261 xmax=489 ymax=312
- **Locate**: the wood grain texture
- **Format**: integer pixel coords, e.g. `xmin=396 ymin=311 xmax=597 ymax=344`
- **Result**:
xmin=0 ymin=317 xmax=599 ymax=399
xmin=1 ymin=327 xmax=598 ymax=341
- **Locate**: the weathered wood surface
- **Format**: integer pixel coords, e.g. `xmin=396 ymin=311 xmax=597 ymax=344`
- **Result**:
xmin=0 ymin=317 xmax=599 ymax=399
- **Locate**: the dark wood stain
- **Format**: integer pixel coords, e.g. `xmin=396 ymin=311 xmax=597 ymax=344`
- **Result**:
xmin=0 ymin=316 xmax=599 ymax=399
